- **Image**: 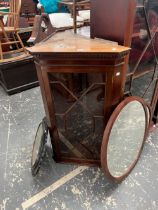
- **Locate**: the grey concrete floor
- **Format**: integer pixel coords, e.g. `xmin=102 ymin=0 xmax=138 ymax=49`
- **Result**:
xmin=0 ymin=86 xmax=158 ymax=210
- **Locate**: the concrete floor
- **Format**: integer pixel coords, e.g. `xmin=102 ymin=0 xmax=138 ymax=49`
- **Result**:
xmin=0 ymin=86 xmax=158 ymax=210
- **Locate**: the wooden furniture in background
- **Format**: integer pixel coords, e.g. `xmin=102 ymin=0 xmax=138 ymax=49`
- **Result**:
xmin=59 ymin=0 xmax=90 ymax=33
xmin=6 ymin=0 xmax=21 ymax=28
xmin=21 ymin=0 xmax=37 ymax=16
xmin=0 ymin=0 xmax=28 ymax=62
xmin=91 ymin=0 xmax=136 ymax=47
xmin=0 ymin=55 xmax=38 ymax=94
xmin=21 ymin=0 xmax=38 ymax=26
xmin=0 ymin=0 xmax=38 ymax=94
xmin=27 ymin=13 xmax=55 ymax=46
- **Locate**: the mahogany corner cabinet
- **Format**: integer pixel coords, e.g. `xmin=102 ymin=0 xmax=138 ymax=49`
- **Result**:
xmin=28 ymin=32 xmax=150 ymax=182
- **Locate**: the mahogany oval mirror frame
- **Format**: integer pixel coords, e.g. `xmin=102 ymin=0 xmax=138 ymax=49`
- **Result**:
xmin=101 ymin=96 xmax=150 ymax=182
xmin=31 ymin=118 xmax=48 ymax=176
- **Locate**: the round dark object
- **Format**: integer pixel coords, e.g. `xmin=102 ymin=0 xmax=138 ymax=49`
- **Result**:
xmin=31 ymin=118 xmax=48 ymax=176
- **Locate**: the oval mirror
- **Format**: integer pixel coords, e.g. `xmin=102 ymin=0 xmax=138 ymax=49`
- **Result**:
xmin=101 ymin=96 xmax=149 ymax=182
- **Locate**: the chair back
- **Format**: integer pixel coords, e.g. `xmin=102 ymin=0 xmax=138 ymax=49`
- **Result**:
xmin=7 ymin=0 xmax=21 ymax=28
xmin=90 ymin=0 xmax=136 ymax=47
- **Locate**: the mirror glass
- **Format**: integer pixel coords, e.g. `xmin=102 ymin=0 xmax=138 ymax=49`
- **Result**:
xmin=107 ymin=100 xmax=146 ymax=178
xmin=32 ymin=122 xmax=44 ymax=166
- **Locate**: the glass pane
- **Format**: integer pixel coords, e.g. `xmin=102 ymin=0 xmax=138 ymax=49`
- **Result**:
xmin=49 ymin=73 xmax=106 ymax=160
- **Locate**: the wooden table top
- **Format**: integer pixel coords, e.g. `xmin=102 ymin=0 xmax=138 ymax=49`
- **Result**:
xmin=28 ymin=31 xmax=130 ymax=56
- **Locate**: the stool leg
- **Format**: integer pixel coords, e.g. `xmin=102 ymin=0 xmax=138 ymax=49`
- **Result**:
xmin=15 ymin=32 xmax=27 ymax=54
xmin=0 ymin=19 xmax=9 ymax=42
xmin=12 ymin=33 xmax=20 ymax=49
